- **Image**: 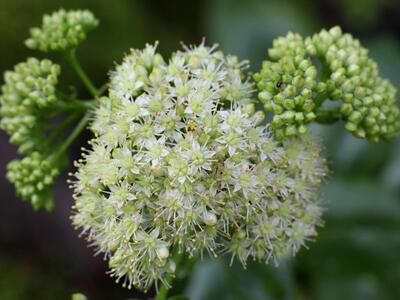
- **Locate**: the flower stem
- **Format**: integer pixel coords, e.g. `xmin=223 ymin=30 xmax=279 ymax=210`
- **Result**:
xmin=281 ymin=259 xmax=295 ymax=300
xmin=97 ymin=83 xmax=109 ymax=96
xmin=155 ymin=282 xmax=170 ymax=300
xmin=314 ymin=58 xmax=331 ymax=108
xmin=65 ymin=49 xmax=98 ymax=97
xmin=315 ymin=107 xmax=341 ymax=124
xmin=53 ymin=112 xmax=92 ymax=159
xmin=313 ymin=92 xmax=328 ymax=108
xmin=48 ymin=112 xmax=82 ymax=143
xmin=156 ymin=250 xmax=184 ymax=300
xmin=54 ymin=98 xmax=95 ymax=112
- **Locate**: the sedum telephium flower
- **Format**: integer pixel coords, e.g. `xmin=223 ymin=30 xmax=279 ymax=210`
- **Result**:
xmin=254 ymin=26 xmax=400 ymax=142
xmin=25 ymin=9 xmax=99 ymax=52
xmin=71 ymin=43 xmax=327 ymax=291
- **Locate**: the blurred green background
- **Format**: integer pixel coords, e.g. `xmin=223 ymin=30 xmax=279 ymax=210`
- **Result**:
xmin=0 ymin=0 xmax=399 ymax=299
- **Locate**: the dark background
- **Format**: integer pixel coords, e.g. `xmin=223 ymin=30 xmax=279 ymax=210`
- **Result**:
xmin=1 ymin=0 xmax=400 ymax=299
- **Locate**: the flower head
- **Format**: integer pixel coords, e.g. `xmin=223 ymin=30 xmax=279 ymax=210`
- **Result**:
xmin=25 ymin=9 xmax=99 ymax=52
xmin=255 ymin=26 xmax=400 ymax=142
xmin=72 ymin=43 xmax=327 ymax=291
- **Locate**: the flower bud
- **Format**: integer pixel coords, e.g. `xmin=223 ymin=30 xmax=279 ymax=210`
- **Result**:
xmin=0 ymin=58 xmax=61 ymax=154
xmin=255 ymin=26 xmax=400 ymax=141
xmin=25 ymin=9 xmax=99 ymax=52
xmin=203 ymin=212 xmax=217 ymax=226
xmin=156 ymin=246 xmax=170 ymax=260
xmin=6 ymin=152 xmax=59 ymax=211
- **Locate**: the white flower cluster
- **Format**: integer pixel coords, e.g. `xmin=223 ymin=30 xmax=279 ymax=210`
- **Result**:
xmin=72 ymin=43 xmax=327 ymax=291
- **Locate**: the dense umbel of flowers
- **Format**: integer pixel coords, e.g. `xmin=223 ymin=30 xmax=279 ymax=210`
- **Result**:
xmin=7 ymin=152 xmax=59 ymax=211
xmin=25 ymin=9 xmax=99 ymax=52
xmin=72 ymin=43 xmax=327 ymax=291
xmin=254 ymin=26 xmax=400 ymax=142
xmin=0 ymin=57 xmax=60 ymax=154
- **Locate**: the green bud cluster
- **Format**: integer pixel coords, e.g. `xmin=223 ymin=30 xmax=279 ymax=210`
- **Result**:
xmin=25 ymin=9 xmax=99 ymax=52
xmin=254 ymin=32 xmax=324 ymax=139
xmin=6 ymin=152 xmax=59 ymax=211
xmin=0 ymin=57 xmax=60 ymax=153
xmin=255 ymin=45 xmax=319 ymax=139
xmin=1 ymin=9 xmax=102 ymax=211
xmin=0 ymin=57 xmax=73 ymax=210
xmin=255 ymin=26 xmax=400 ymax=142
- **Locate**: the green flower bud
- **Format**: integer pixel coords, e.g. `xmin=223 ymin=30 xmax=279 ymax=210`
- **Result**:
xmin=253 ymin=50 xmax=317 ymax=139
xmin=6 ymin=152 xmax=59 ymax=211
xmin=0 ymin=58 xmax=61 ymax=153
xmin=255 ymin=26 xmax=400 ymax=141
xmin=25 ymin=9 xmax=99 ymax=52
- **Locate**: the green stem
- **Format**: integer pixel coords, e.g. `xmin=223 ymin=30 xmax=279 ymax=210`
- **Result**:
xmin=281 ymin=259 xmax=295 ymax=300
xmin=70 ymin=99 xmax=95 ymax=109
xmin=97 ymin=83 xmax=109 ymax=96
xmin=313 ymin=92 xmax=328 ymax=108
xmin=52 ymin=112 xmax=92 ymax=159
xmin=315 ymin=107 xmax=341 ymax=124
xmin=57 ymin=89 xmax=95 ymax=103
xmin=65 ymin=49 xmax=98 ymax=97
xmin=314 ymin=58 xmax=331 ymax=108
xmin=156 ymin=250 xmax=184 ymax=300
xmin=320 ymin=58 xmax=331 ymax=82
xmin=48 ymin=112 xmax=82 ymax=143
xmin=54 ymin=98 xmax=95 ymax=112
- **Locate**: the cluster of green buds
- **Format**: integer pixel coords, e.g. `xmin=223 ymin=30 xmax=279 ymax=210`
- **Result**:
xmin=25 ymin=9 xmax=99 ymax=52
xmin=1 ymin=9 xmax=100 ymax=210
xmin=255 ymin=26 xmax=400 ymax=142
xmin=6 ymin=152 xmax=59 ymax=211
xmin=72 ymin=43 xmax=327 ymax=291
xmin=0 ymin=58 xmax=60 ymax=153
xmin=0 ymin=57 xmax=65 ymax=210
